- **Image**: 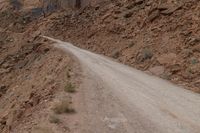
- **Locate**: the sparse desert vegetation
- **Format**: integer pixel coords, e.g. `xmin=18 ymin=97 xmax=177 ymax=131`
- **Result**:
xmin=49 ymin=115 xmax=60 ymax=124
xmin=64 ymin=82 xmax=76 ymax=93
xmin=52 ymin=100 xmax=75 ymax=114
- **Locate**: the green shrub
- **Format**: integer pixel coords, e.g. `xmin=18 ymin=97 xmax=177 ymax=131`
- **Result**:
xmin=190 ymin=58 xmax=199 ymax=65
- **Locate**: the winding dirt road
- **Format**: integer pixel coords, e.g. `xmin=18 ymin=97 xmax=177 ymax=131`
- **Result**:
xmin=44 ymin=36 xmax=200 ymax=133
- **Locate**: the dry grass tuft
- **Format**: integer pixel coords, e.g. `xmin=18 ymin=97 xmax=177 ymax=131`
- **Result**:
xmin=64 ymin=82 xmax=76 ymax=93
xmin=53 ymin=100 xmax=75 ymax=114
xmin=49 ymin=115 xmax=60 ymax=124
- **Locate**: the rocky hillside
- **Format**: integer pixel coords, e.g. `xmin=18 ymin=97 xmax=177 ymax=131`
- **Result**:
xmin=41 ymin=0 xmax=200 ymax=92
xmin=0 ymin=1 xmax=80 ymax=132
xmin=1 ymin=0 xmax=200 ymax=94
xmin=0 ymin=0 xmax=199 ymax=132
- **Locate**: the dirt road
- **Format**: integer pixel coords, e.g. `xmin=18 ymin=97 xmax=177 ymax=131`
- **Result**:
xmin=44 ymin=36 xmax=200 ymax=133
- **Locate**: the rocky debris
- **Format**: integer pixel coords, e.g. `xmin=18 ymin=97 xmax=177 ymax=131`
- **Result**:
xmin=182 ymin=70 xmax=195 ymax=80
xmin=181 ymin=49 xmax=193 ymax=58
xmin=192 ymin=45 xmax=200 ymax=53
xmin=107 ymin=23 xmax=125 ymax=34
xmin=149 ymin=66 xmax=165 ymax=76
xmin=123 ymin=10 xmax=133 ymax=18
xmin=15 ymin=60 xmax=29 ymax=69
xmin=0 ymin=117 xmax=7 ymax=126
xmin=194 ymin=80 xmax=200 ymax=88
xmin=0 ymin=117 xmax=7 ymax=131
xmin=125 ymin=0 xmax=144 ymax=10
xmin=20 ymin=93 xmax=41 ymax=110
xmin=147 ymin=3 xmax=183 ymax=22
xmin=29 ymin=92 xmax=40 ymax=106
xmin=37 ymin=44 xmax=50 ymax=54
xmin=137 ymin=48 xmax=153 ymax=62
xmin=111 ymin=49 xmax=120 ymax=59
xmin=169 ymin=64 xmax=182 ymax=74
xmin=0 ymin=68 xmax=12 ymax=75
xmin=125 ymin=2 xmax=136 ymax=10
xmin=187 ymin=37 xmax=200 ymax=46
xmin=188 ymin=64 xmax=200 ymax=74
xmin=135 ymin=0 xmax=144 ymax=5
xmin=0 ymin=41 xmax=48 ymax=75
xmin=148 ymin=9 xmax=160 ymax=22
xmin=0 ymin=4 xmax=82 ymax=131
xmin=6 ymin=108 xmax=25 ymax=129
xmin=1 ymin=62 xmax=13 ymax=69
xmin=0 ymin=85 xmax=8 ymax=97
xmin=158 ymin=3 xmax=183 ymax=15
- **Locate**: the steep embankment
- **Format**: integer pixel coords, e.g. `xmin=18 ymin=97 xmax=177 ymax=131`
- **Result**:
xmin=0 ymin=1 xmax=81 ymax=132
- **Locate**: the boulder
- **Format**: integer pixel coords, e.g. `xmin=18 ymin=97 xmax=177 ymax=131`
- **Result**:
xmin=123 ymin=11 xmax=133 ymax=18
xmin=0 ymin=85 xmax=7 ymax=94
xmin=149 ymin=66 xmax=165 ymax=76
xmin=157 ymin=53 xmax=177 ymax=65
xmin=0 ymin=117 xmax=7 ymax=125
xmin=148 ymin=9 xmax=160 ymax=22
xmin=158 ymin=4 xmax=182 ymax=15
xmin=169 ymin=64 xmax=181 ymax=74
